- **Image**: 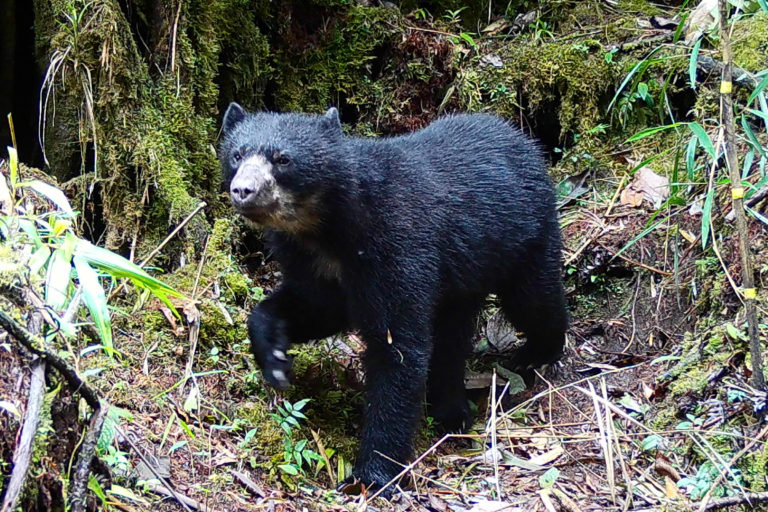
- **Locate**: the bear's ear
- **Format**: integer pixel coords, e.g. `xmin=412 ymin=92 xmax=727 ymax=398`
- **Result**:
xmin=223 ymin=102 xmax=247 ymax=133
xmin=321 ymin=107 xmax=342 ymax=134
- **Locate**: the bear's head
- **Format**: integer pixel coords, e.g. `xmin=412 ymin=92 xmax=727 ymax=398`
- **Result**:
xmin=219 ymin=103 xmax=343 ymax=233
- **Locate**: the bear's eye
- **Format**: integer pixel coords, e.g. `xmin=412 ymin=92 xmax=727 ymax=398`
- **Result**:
xmin=275 ymin=155 xmax=291 ymax=166
xmin=232 ymin=152 xmax=242 ymax=165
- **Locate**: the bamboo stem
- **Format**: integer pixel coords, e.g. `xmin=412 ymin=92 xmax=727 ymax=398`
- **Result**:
xmin=718 ymin=0 xmax=765 ymax=390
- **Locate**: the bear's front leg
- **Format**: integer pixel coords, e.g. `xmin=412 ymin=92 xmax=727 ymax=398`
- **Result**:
xmin=249 ymin=278 xmax=348 ymax=390
xmin=352 ymin=319 xmax=432 ymax=493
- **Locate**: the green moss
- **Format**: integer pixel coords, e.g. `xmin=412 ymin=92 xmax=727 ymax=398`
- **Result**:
xmin=272 ymin=5 xmax=401 ymax=112
xmin=471 ymin=38 xmax=617 ymax=137
xmin=732 ymin=11 xmax=768 ymax=72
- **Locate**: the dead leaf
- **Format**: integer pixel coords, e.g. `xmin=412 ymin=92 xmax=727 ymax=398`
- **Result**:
xmin=528 ymin=445 xmax=564 ymax=466
xmin=685 ymin=0 xmax=718 ymax=44
xmin=665 ymin=475 xmax=681 ymax=498
xmin=620 ymin=187 xmax=644 ymax=207
xmin=624 ymin=166 xmax=670 ymax=208
xmin=482 ymin=18 xmax=510 ymax=34
xmin=160 ymin=306 xmax=184 ymax=336
xmin=468 ymin=500 xmax=521 ymax=512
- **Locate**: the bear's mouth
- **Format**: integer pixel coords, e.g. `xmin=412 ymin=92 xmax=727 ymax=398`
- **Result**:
xmin=233 ymin=201 xmax=281 ymax=224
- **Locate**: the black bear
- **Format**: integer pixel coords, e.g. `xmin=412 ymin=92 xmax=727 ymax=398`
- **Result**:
xmin=219 ymin=103 xmax=567 ymax=493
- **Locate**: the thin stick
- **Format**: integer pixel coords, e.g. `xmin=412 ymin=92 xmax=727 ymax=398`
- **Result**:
xmin=0 ymin=361 xmax=45 ymax=512
xmin=68 ymin=405 xmax=108 ymax=512
xmin=140 ymin=201 xmax=206 ymax=268
xmin=7 ymin=113 xmax=17 ymax=150
xmin=114 ymin=424 xmax=196 ymax=512
xmin=718 ymin=0 xmax=765 ymax=390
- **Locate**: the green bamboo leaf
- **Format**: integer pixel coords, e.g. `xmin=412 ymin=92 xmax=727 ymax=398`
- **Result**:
xmin=73 ymin=240 xmax=183 ymax=310
xmin=18 ymin=218 xmax=43 ymax=248
xmin=748 ymin=75 xmax=768 ymax=104
xmin=21 ymin=180 xmax=76 ymax=217
xmin=73 ymin=255 xmax=113 ymax=356
xmin=758 ymin=0 xmax=768 ymax=15
xmin=688 ymin=122 xmax=715 ymax=158
xmin=29 ymin=245 xmax=51 ymax=276
xmin=742 ymin=149 xmax=755 ymax=179
xmin=608 ymin=47 xmax=663 ymax=112
xmin=689 ymin=39 xmax=702 ymax=90
xmin=702 ymin=184 xmax=715 ymax=249
xmin=741 ymin=114 xmax=765 ymax=156
xmin=625 ymin=123 xmax=684 ymax=143
xmin=46 ymin=248 xmax=72 ymax=310
xmin=748 ymin=107 xmax=768 ymax=121
xmin=686 ymin=136 xmax=699 ymax=180
xmin=7 ymin=146 xmax=18 ymax=186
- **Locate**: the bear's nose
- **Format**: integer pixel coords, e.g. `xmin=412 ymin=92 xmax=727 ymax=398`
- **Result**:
xmin=230 ymin=184 xmax=255 ymax=203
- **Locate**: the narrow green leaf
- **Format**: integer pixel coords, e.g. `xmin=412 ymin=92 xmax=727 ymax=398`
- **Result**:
xmin=608 ymin=47 xmax=662 ymax=112
xmin=73 ymin=239 xmax=183 ymax=311
xmin=46 ymin=248 xmax=72 ymax=310
xmin=686 ymin=136 xmax=699 ymax=180
xmin=29 ymin=245 xmax=51 ymax=276
xmin=747 ymin=205 xmax=768 ymax=226
xmin=748 ymin=75 xmax=768 ymax=103
xmin=688 ymin=122 xmax=715 ymax=158
xmin=18 ymin=219 xmax=43 ymax=249
xmin=22 ymin=180 xmax=76 ymax=217
xmin=613 ymin=216 xmax=668 ymax=260
xmin=742 ymin=114 xmax=766 ymax=156
xmin=689 ymin=39 xmax=702 ymax=90
xmin=701 ymin=185 xmax=715 ymax=249
xmin=625 ymin=123 xmax=683 ymax=143
xmin=74 ymin=256 xmax=113 ymax=355
xmin=758 ymin=0 xmax=768 ymax=15
xmin=742 ymin=149 xmax=755 ymax=179
xmin=7 ymin=146 xmax=18 ymax=186
xmin=293 ymin=398 xmax=310 ymax=411
xmin=748 ymin=107 xmax=768 ymax=121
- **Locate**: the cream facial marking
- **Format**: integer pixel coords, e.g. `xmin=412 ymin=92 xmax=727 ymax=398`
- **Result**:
xmin=229 ymin=154 xmax=278 ymax=204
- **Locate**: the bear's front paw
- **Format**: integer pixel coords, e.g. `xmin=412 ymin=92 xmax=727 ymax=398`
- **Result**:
xmin=337 ymin=466 xmax=401 ymax=498
xmin=260 ymin=348 xmax=293 ymax=390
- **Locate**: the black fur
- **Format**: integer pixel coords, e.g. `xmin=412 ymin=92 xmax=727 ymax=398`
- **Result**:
xmin=220 ymin=103 xmax=568 ymax=491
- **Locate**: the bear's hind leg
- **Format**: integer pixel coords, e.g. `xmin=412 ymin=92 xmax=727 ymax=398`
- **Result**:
xmin=426 ymin=298 xmax=482 ymax=433
xmin=498 ymin=245 xmax=567 ymax=370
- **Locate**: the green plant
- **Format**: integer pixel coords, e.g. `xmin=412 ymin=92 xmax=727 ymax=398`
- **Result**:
xmin=269 ymin=399 xmax=326 ymax=479
xmin=0 ymin=147 xmax=183 ymax=357
xmin=678 ymin=461 xmax=744 ymax=500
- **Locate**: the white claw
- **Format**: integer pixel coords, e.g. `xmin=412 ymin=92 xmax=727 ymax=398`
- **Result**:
xmin=272 ymin=349 xmax=287 ymax=361
xmin=272 ymin=369 xmax=288 ymax=384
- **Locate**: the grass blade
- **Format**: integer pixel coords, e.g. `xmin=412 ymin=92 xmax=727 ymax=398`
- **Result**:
xmin=701 ymin=184 xmax=715 ymax=249
xmin=73 ymin=239 xmax=183 ymax=310
xmin=742 ymin=114 xmax=766 ymax=156
xmin=686 ymin=136 xmax=699 ymax=180
xmin=46 ymin=248 xmax=72 ymax=310
xmin=73 ymin=255 xmax=114 ymax=356
xmin=748 ymin=74 xmax=768 ymax=104
xmin=688 ymin=122 xmax=715 ymax=158
xmin=608 ymin=47 xmax=662 ymax=112
xmin=689 ymin=39 xmax=702 ymax=90
xmin=23 ymin=180 xmax=76 ymax=217
xmin=625 ymin=123 xmax=684 ymax=143
xmin=7 ymin=146 xmax=18 ymax=186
